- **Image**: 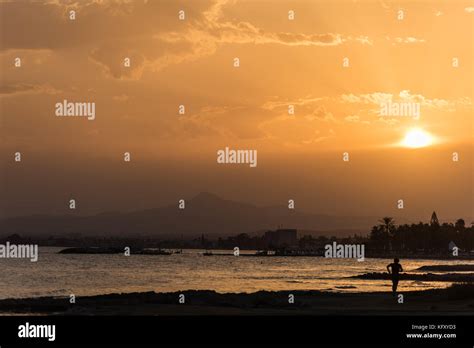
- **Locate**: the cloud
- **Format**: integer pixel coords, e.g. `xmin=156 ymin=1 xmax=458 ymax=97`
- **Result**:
xmin=341 ymin=91 xmax=471 ymax=109
xmin=262 ymin=97 xmax=326 ymax=111
xmin=341 ymin=92 xmax=392 ymax=105
xmin=151 ymin=2 xmax=374 ymax=79
xmin=0 ymin=0 xmax=215 ymax=79
xmin=89 ymin=48 xmax=146 ymax=79
xmin=261 ymin=97 xmax=338 ymax=123
xmin=0 ymin=0 xmax=373 ymax=80
xmin=304 ymin=106 xmax=336 ymax=122
xmin=257 ymin=98 xmax=340 ymax=146
xmin=0 ymin=83 xmax=62 ymax=97
xmin=393 ymin=37 xmax=426 ymax=44
xmin=465 ymin=7 xmax=474 ymax=13
xmin=353 ymin=36 xmax=373 ymax=45
xmin=264 ymin=92 xmax=472 ymax=132
xmin=340 ymin=91 xmax=472 ymax=118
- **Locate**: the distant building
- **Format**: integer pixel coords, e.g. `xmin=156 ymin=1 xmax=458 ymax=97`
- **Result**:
xmin=264 ymin=229 xmax=297 ymax=249
xmin=430 ymin=211 xmax=440 ymax=226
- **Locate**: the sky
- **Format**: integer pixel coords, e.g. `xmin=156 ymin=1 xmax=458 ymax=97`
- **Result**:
xmin=0 ymin=0 xmax=473 ymax=222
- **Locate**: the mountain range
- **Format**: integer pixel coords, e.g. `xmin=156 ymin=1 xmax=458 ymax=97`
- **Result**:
xmin=0 ymin=192 xmax=381 ymax=238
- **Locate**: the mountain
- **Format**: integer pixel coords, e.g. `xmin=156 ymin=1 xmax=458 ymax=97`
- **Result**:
xmin=0 ymin=192 xmax=378 ymax=238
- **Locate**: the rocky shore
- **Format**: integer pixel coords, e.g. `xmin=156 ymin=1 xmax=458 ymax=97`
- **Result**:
xmin=0 ymin=283 xmax=473 ymax=316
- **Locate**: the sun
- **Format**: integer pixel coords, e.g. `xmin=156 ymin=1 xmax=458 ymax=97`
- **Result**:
xmin=401 ymin=128 xmax=433 ymax=148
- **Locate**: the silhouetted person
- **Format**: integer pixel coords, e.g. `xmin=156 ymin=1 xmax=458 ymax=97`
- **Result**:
xmin=386 ymin=258 xmax=403 ymax=295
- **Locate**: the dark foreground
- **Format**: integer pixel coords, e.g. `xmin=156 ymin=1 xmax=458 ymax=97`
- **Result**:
xmin=0 ymin=283 xmax=473 ymax=316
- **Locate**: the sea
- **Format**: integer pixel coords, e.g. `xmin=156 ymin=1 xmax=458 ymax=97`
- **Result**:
xmin=1 ymin=247 xmax=472 ymax=299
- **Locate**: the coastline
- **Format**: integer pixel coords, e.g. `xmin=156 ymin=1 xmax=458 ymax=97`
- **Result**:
xmin=1 ymin=284 xmax=473 ymax=316
xmin=55 ymin=247 xmax=474 ymax=260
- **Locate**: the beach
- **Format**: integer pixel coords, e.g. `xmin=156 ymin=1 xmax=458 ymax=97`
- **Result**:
xmin=2 ymin=248 xmax=473 ymax=316
xmin=0 ymin=283 xmax=473 ymax=316
xmin=3 ymin=247 xmax=474 ymax=300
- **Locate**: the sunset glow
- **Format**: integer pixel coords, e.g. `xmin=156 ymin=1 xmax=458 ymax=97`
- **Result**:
xmin=0 ymin=1 xmax=473 ymax=341
xmin=0 ymin=0 xmax=472 ymax=221
xmin=401 ymin=129 xmax=434 ymax=148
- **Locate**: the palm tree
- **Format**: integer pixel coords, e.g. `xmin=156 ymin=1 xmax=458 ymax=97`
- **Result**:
xmin=369 ymin=218 xmax=394 ymax=250
xmin=378 ymin=217 xmax=396 ymax=236
xmin=455 ymin=219 xmax=466 ymax=231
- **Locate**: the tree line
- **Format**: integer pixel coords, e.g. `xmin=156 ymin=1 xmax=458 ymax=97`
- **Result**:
xmin=369 ymin=214 xmax=473 ymax=252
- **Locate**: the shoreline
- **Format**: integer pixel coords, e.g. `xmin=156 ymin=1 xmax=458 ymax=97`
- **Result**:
xmin=0 ymin=284 xmax=473 ymax=316
xmin=53 ymin=247 xmax=474 ymax=260
xmin=351 ymin=272 xmax=474 ymax=282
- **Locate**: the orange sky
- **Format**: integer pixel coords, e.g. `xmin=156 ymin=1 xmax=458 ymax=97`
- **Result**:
xmin=0 ymin=0 xmax=472 ymax=222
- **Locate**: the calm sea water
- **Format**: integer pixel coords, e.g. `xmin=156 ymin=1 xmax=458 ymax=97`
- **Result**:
xmin=1 ymin=247 xmax=472 ymax=299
